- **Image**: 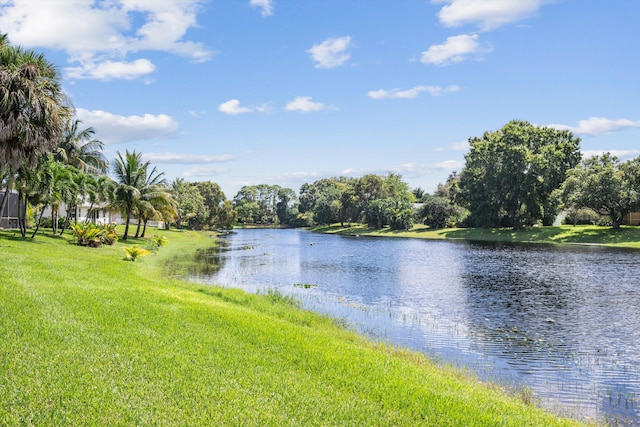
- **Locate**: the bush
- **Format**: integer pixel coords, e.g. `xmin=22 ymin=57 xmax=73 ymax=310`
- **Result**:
xmin=71 ymin=223 xmax=105 ymax=248
xmin=418 ymin=196 xmax=466 ymax=229
xmin=71 ymin=223 xmax=119 ymax=247
xmin=123 ymin=245 xmax=151 ymax=262
xmin=564 ymin=208 xmax=600 ymax=226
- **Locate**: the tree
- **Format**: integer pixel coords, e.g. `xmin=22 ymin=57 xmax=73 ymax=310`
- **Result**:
xmin=276 ymin=187 xmax=298 ymax=225
xmin=55 ymin=119 xmax=107 ymax=174
xmin=112 ymin=150 xmax=149 ymax=240
xmin=132 ymin=165 xmax=173 ymax=238
xmin=418 ymin=195 xmax=461 ymax=229
xmin=171 ymin=178 xmax=206 ymax=229
xmin=560 ymin=153 xmax=639 ymax=228
xmin=196 ymin=181 xmax=226 ymax=228
xmin=233 ymin=184 xmax=288 ymax=225
xmin=298 ymin=179 xmax=344 ymax=225
xmin=85 ymin=175 xmax=115 ymax=224
xmin=0 ymin=34 xmax=70 ymax=217
xmin=216 ymin=200 xmax=237 ymax=230
xmin=459 ymin=120 xmax=581 ymax=228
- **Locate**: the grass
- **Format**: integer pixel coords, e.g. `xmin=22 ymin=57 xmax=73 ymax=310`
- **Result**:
xmin=0 ymin=227 xmax=594 ymax=426
xmin=312 ymin=223 xmax=640 ymax=249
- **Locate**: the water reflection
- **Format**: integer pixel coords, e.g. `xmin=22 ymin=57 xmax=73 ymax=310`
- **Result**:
xmin=180 ymin=229 xmax=640 ymax=426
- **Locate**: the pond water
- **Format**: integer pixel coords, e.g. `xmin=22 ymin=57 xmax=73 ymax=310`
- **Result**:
xmin=178 ymin=228 xmax=640 ymax=425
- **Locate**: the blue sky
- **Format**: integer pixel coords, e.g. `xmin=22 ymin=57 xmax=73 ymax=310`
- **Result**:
xmin=1 ymin=0 xmax=639 ymax=198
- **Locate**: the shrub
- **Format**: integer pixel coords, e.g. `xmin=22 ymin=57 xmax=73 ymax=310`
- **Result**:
xmin=564 ymin=208 xmax=600 ymax=226
xmin=71 ymin=223 xmax=119 ymax=247
xmin=151 ymin=234 xmax=168 ymax=248
xmin=123 ymin=245 xmax=151 ymax=262
xmin=102 ymin=223 xmax=119 ymax=245
xmin=71 ymin=223 xmax=105 ymax=248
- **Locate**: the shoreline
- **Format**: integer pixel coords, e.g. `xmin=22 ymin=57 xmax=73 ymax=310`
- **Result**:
xmin=309 ymin=223 xmax=640 ymax=249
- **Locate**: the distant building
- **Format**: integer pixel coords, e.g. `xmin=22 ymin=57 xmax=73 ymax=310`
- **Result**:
xmin=624 ymin=212 xmax=640 ymax=226
xmin=0 ymin=190 xmax=23 ymax=229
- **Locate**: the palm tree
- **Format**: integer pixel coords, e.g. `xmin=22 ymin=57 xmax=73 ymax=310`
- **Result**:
xmin=0 ymin=34 xmax=70 ymax=173
xmin=24 ymin=157 xmax=72 ymax=236
xmin=0 ymin=34 xmax=70 ymax=215
xmin=85 ymin=175 xmax=115 ymax=224
xmin=55 ymin=119 xmax=108 ymax=174
xmin=112 ymin=150 xmax=149 ymax=240
xmin=135 ymin=182 xmax=177 ymax=238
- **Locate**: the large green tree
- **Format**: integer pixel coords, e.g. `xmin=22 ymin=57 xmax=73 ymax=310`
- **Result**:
xmin=459 ymin=120 xmax=581 ymax=228
xmin=560 ymin=153 xmax=639 ymax=228
xmin=171 ymin=178 xmax=206 ymax=229
xmin=196 ymin=181 xmax=226 ymax=228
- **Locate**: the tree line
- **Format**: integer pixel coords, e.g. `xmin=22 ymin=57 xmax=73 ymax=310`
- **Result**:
xmin=3 ymin=35 xmax=639 ymax=237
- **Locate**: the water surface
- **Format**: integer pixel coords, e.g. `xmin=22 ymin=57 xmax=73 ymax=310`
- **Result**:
xmin=180 ymin=228 xmax=640 ymax=425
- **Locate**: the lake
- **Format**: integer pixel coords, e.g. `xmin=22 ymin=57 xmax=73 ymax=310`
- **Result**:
xmin=179 ymin=228 xmax=640 ymax=425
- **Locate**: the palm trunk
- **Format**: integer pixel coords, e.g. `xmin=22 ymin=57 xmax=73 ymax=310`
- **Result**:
xmin=18 ymin=190 xmax=26 ymax=237
xmin=31 ymin=205 xmax=47 ymax=238
xmin=60 ymin=203 xmax=74 ymax=235
xmin=123 ymin=208 xmax=131 ymax=240
xmin=52 ymin=205 xmax=59 ymax=235
xmin=85 ymin=202 xmax=95 ymax=224
xmin=141 ymin=219 xmax=148 ymax=238
xmin=134 ymin=217 xmax=142 ymax=238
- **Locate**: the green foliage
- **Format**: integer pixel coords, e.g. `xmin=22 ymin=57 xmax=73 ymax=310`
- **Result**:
xmin=419 ymin=195 xmax=465 ymax=229
xmin=172 ymin=178 xmax=207 ymax=229
xmin=563 ymin=208 xmax=600 ymax=226
xmin=70 ymin=222 xmax=118 ymax=247
xmin=459 ymin=120 xmax=581 ymax=228
xmin=123 ymin=245 xmax=151 ymax=261
xmin=102 ymin=223 xmax=118 ymax=245
xmin=233 ymin=184 xmax=295 ymax=225
xmin=71 ymin=222 xmax=104 ymax=247
xmin=560 ymin=153 xmax=640 ymax=228
xmin=150 ymin=234 xmax=168 ymax=250
xmin=300 ymin=173 xmax=415 ymax=228
xmin=216 ymin=199 xmax=237 ymax=230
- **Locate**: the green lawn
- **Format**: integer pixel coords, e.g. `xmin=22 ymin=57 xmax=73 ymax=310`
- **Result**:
xmin=0 ymin=228 xmax=593 ymax=426
xmin=312 ymin=224 xmax=640 ymax=249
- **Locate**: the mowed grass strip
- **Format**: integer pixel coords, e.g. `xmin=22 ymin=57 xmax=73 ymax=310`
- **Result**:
xmin=0 ymin=229 xmax=591 ymax=426
xmin=313 ymin=224 xmax=640 ymax=249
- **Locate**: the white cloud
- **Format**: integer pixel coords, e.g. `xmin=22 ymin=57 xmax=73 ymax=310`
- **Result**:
xmin=285 ymin=96 xmax=325 ymax=113
xmin=435 ymin=140 xmax=469 ymax=152
xmin=183 ymin=167 xmax=230 ymax=177
xmin=143 ymin=152 xmax=234 ymax=164
xmin=66 ymin=59 xmax=156 ymax=81
xmin=0 ymin=0 xmax=213 ymax=81
xmin=368 ymin=85 xmax=460 ymax=100
xmin=435 ymin=160 xmax=465 ymax=169
xmin=218 ymin=99 xmax=271 ymax=115
xmin=219 ymin=99 xmax=253 ymax=115
xmin=342 ymin=161 xmax=464 ymax=178
xmin=76 ymin=108 xmax=179 ymax=144
xmin=433 ymin=0 xmax=549 ymax=31
xmin=250 ymin=0 xmax=273 ymax=17
xmin=581 ymin=150 xmax=640 ymax=160
xmin=307 ymin=36 xmax=353 ymax=69
xmin=548 ymin=117 xmax=640 ymax=136
xmin=421 ymin=34 xmax=490 ymax=66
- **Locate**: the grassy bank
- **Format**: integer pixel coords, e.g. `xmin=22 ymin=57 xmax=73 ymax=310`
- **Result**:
xmin=0 ymin=228 xmax=591 ymax=426
xmin=312 ymin=224 xmax=640 ymax=249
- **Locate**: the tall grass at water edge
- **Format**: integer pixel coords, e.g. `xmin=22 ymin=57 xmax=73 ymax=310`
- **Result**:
xmin=0 ymin=228 xmax=594 ymax=426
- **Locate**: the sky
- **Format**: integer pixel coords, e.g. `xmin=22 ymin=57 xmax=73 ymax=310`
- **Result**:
xmin=1 ymin=0 xmax=639 ymax=199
